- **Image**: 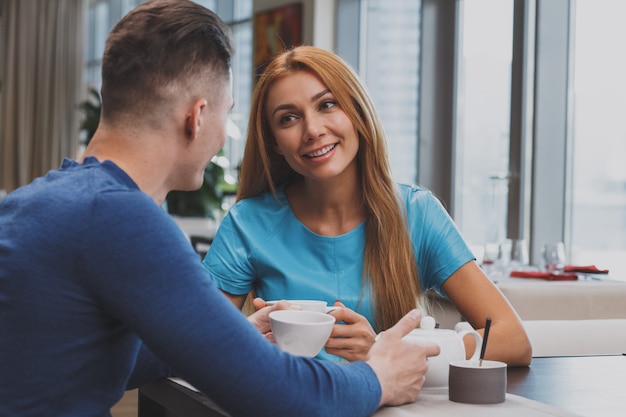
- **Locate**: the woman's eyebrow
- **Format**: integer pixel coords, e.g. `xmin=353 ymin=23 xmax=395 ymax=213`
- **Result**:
xmin=311 ymin=89 xmax=331 ymax=102
xmin=271 ymin=103 xmax=295 ymax=116
xmin=271 ymin=89 xmax=332 ymax=116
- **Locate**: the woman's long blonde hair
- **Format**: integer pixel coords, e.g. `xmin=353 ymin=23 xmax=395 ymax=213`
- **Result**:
xmin=238 ymin=46 xmax=422 ymax=330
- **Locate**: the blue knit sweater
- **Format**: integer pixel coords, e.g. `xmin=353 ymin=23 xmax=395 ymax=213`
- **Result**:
xmin=0 ymin=157 xmax=380 ymax=417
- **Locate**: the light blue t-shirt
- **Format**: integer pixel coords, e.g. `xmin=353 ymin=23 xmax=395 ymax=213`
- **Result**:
xmin=203 ymin=183 xmax=474 ymax=333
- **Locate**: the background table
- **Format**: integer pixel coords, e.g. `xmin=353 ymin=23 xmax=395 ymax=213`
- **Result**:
xmin=495 ymin=275 xmax=626 ymax=320
xmin=138 ymin=354 xmax=626 ymax=417
xmin=428 ymin=275 xmax=626 ymax=329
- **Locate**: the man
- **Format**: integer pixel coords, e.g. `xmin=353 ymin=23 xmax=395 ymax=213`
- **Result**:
xmin=0 ymin=1 xmax=438 ymax=416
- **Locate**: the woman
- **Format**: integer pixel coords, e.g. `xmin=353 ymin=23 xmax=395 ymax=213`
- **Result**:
xmin=203 ymin=46 xmax=531 ymax=366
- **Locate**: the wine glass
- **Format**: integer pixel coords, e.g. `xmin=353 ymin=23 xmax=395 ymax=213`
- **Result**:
xmin=542 ymin=242 xmax=566 ymax=272
xmin=509 ymin=239 xmax=529 ymax=267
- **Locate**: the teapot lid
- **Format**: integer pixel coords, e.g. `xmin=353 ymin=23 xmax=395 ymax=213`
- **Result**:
xmin=420 ymin=315 xmax=437 ymax=330
xmin=404 ymin=315 xmax=457 ymax=338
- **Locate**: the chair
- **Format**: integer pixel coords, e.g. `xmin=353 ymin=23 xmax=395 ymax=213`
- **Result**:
xmin=426 ymin=291 xmax=462 ymax=329
xmin=190 ymin=235 xmax=213 ymax=258
xmin=170 ymin=215 xmax=217 ymax=258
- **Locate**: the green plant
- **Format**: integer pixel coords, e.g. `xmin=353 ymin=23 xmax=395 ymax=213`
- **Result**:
xmin=166 ymin=151 xmax=237 ymax=219
xmin=78 ymin=87 xmax=102 ymax=145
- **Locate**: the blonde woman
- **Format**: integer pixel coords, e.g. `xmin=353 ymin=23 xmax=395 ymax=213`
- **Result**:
xmin=203 ymin=46 xmax=531 ymax=366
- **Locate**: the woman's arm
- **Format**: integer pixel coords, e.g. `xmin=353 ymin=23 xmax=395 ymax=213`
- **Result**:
xmin=442 ymin=261 xmax=532 ymax=366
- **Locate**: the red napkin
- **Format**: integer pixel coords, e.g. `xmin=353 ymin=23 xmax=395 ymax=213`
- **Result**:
xmin=563 ymin=265 xmax=609 ymax=274
xmin=510 ymin=270 xmax=578 ymax=281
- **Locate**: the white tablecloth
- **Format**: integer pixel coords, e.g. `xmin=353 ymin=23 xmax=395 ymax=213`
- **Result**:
xmin=495 ymin=275 xmax=626 ymax=320
xmin=372 ymin=388 xmax=581 ymax=417
xmin=428 ymin=274 xmax=626 ymax=328
xmin=170 ymin=378 xmax=582 ymax=417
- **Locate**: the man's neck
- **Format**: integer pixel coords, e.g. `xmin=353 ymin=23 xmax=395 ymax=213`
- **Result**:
xmin=82 ymin=126 xmax=175 ymax=205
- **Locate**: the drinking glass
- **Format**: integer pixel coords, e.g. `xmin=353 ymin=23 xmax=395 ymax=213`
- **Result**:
xmin=509 ymin=239 xmax=529 ymax=267
xmin=483 ymin=242 xmax=500 ymax=266
xmin=542 ymin=242 xmax=566 ymax=272
xmin=481 ymin=242 xmax=502 ymax=281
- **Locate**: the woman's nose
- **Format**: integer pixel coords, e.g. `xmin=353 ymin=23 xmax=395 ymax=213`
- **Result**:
xmin=303 ymin=113 xmax=325 ymax=141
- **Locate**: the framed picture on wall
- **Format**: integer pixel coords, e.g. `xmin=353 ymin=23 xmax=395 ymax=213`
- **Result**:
xmin=253 ymin=2 xmax=303 ymax=81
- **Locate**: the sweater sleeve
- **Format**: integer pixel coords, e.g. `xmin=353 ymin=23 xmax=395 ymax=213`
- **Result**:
xmin=125 ymin=342 xmax=172 ymax=389
xmin=82 ymin=190 xmax=382 ymax=417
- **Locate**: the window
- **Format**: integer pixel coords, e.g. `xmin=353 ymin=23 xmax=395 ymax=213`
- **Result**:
xmin=569 ymin=0 xmax=626 ymax=277
xmin=85 ymin=0 xmax=144 ymax=91
xmin=221 ymin=1 xmax=253 ymax=183
xmin=337 ymin=0 xmax=420 ymax=185
xmin=361 ymin=0 xmax=420 ymax=185
xmin=453 ymin=0 xmax=514 ymax=247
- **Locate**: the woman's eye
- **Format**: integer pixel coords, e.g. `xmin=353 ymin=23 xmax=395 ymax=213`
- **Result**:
xmin=320 ymin=100 xmax=336 ymax=110
xmin=278 ymin=114 xmax=296 ymax=125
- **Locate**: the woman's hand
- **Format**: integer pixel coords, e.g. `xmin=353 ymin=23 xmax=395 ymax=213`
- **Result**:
xmin=246 ymin=297 xmax=297 ymax=343
xmin=325 ymin=300 xmax=377 ymax=361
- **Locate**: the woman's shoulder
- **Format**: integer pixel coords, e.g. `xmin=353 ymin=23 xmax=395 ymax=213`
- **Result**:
xmin=226 ymin=190 xmax=292 ymax=229
xmin=212 ymin=189 xmax=300 ymax=253
xmin=396 ymin=183 xmax=436 ymax=204
xmin=396 ymin=183 xmax=452 ymax=218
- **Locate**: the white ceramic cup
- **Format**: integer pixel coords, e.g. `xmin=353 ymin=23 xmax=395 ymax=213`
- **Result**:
xmin=403 ymin=327 xmax=483 ymax=388
xmin=266 ymin=299 xmax=336 ymax=313
xmin=269 ymin=310 xmax=335 ymax=357
xmin=449 ymin=359 xmax=507 ymax=404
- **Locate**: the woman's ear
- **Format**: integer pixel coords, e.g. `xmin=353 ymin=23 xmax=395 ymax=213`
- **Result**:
xmin=273 ymin=141 xmax=284 ymax=155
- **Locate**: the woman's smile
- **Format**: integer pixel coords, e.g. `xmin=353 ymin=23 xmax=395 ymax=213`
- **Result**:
xmin=304 ymin=143 xmax=337 ymax=158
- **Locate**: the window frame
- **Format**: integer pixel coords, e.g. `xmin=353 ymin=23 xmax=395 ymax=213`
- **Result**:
xmin=417 ymin=0 xmax=573 ymax=265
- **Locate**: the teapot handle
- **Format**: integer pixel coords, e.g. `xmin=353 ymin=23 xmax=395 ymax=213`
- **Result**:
xmin=457 ymin=329 xmax=483 ymax=361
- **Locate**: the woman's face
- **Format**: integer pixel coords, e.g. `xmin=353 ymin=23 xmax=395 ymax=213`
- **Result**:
xmin=265 ymin=70 xmax=359 ymax=183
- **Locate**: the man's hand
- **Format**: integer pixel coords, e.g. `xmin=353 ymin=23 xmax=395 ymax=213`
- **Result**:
xmin=366 ymin=309 xmax=440 ymax=407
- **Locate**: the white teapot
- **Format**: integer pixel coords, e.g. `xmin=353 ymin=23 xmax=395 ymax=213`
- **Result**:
xmin=403 ymin=316 xmax=482 ymax=388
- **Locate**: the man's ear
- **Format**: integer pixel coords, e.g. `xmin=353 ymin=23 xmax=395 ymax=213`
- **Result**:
xmin=185 ymin=99 xmax=208 ymax=139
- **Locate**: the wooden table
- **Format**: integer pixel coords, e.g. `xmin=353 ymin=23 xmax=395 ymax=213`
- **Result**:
xmin=139 ymin=378 xmax=227 ymax=417
xmin=506 ymin=354 xmax=625 ymax=417
xmin=138 ymin=354 xmax=626 ymax=417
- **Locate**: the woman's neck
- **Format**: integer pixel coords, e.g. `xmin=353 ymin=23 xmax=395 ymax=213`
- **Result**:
xmin=285 ymin=177 xmax=366 ymax=236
